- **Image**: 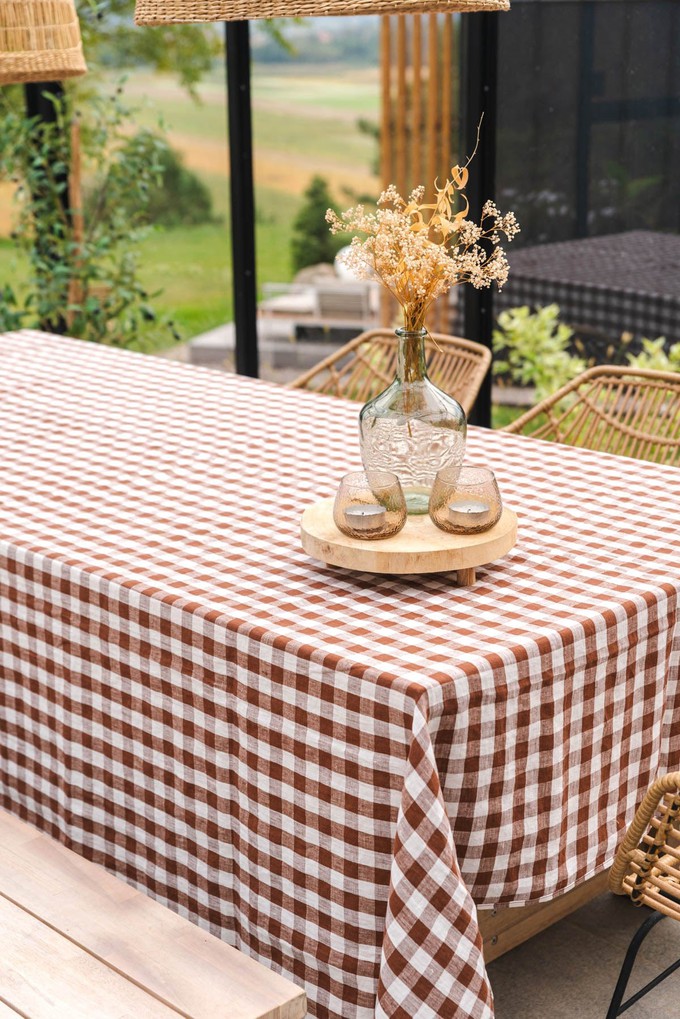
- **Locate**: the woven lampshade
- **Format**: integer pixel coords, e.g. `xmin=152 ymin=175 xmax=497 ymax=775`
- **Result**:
xmin=136 ymin=0 xmax=508 ymax=25
xmin=0 ymin=0 xmax=87 ymax=85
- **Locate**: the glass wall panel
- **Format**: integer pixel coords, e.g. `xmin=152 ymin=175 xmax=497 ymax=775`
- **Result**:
xmin=495 ymin=0 xmax=679 ymax=361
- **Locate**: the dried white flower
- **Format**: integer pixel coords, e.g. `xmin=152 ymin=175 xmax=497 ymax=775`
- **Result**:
xmin=327 ymin=165 xmax=519 ymax=331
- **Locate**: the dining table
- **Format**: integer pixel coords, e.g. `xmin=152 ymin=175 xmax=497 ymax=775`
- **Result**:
xmin=496 ymin=230 xmax=680 ymax=346
xmin=1 ymin=329 xmax=679 ymax=1019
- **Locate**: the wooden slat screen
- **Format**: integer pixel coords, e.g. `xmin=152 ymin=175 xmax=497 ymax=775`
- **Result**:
xmin=380 ymin=13 xmax=459 ymax=331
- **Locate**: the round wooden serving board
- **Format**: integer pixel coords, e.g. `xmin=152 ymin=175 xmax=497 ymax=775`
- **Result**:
xmin=300 ymin=498 xmax=518 ymax=584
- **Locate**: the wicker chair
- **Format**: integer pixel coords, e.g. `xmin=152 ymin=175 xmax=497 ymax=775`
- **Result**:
xmin=503 ymin=365 xmax=680 ymax=466
xmin=606 ymin=772 xmax=680 ymax=1017
xmin=289 ymin=328 xmax=492 ymax=416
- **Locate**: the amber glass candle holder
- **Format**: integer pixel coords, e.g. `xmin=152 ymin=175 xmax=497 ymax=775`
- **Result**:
xmin=333 ymin=470 xmax=407 ymax=540
xmin=429 ymin=465 xmax=502 ymax=534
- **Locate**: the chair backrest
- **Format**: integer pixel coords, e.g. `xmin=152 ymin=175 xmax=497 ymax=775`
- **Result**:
xmin=503 ymin=365 xmax=680 ymax=466
xmin=609 ymin=772 xmax=680 ymax=920
xmin=289 ymin=328 xmax=492 ymax=416
xmin=316 ymin=284 xmax=371 ymax=321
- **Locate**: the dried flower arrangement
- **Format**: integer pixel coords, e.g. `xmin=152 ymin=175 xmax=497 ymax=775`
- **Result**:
xmin=326 ymin=163 xmax=520 ymax=335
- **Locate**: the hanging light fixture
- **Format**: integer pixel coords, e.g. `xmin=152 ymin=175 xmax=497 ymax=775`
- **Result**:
xmin=0 ymin=0 xmax=87 ymax=85
xmin=136 ymin=0 xmax=508 ymax=25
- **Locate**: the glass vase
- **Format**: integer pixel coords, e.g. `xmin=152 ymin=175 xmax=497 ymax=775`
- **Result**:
xmin=359 ymin=328 xmax=467 ymax=514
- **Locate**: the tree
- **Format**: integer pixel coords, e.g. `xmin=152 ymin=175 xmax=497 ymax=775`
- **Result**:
xmin=77 ymin=1 xmax=220 ymax=94
xmin=290 ymin=176 xmax=345 ymax=274
xmin=78 ymin=2 xmax=291 ymax=95
xmin=119 ymin=138 xmax=218 ymax=228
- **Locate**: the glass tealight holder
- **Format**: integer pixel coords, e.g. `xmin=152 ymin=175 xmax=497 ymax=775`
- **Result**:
xmin=429 ymin=465 xmax=502 ymax=534
xmin=333 ymin=470 xmax=407 ymax=540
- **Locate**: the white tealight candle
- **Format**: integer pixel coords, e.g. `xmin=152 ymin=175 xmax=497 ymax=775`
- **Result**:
xmin=344 ymin=503 xmax=387 ymax=532
xmin=447 ymin=499 xmax=492 ymax=528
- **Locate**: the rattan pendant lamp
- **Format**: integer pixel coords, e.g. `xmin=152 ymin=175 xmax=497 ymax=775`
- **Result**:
xmin=0 ymin=0 xmax=87 ymax=85
xmin=136 ymin=0 xmax=508 ymax=24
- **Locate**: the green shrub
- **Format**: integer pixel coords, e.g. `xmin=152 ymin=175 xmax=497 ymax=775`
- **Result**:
xmin=119 ymin=138 xmax=217 ymax=228
xmin=625 ymin=335 xmax=680 ymax=373
xmin=493 ymin=304 xmax=586 ymax=401
xmin=290 ymin=175 xmax=345 ymax=274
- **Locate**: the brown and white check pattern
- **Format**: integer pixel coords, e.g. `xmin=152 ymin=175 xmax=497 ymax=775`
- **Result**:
xmin=1 ymin=330 xmax=679 ymax=1018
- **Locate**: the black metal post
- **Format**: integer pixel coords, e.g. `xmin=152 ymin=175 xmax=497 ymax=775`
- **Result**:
xmin=225 ymin=21 xmax=259 ymax=378
xmin=460 ymin=13 xmax=498 ymax=429
xmin=24 ymin=81 xmax=64 ymax=129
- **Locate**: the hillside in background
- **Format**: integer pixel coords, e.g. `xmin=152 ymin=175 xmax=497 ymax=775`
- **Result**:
xmin=251 ymin=16 xmax=380 ymax=64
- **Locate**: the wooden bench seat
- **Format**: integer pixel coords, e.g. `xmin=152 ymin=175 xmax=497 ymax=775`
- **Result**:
xmin=0 ymin=809 xmax=306 ymax=1019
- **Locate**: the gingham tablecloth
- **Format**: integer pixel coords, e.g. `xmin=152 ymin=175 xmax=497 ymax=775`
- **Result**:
xmin=2 ymin=331 xmax=680 ymax=1019
xmin=497 ymin=230 xmax=680 ymax=343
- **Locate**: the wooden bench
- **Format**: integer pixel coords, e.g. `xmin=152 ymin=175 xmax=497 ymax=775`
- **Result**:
xmin=0 ymin=809 xmax=306 ymax=1019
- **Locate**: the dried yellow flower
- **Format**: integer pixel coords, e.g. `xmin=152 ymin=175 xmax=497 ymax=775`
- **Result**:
xmin=326 ymin=165 xmax=519 ymax=333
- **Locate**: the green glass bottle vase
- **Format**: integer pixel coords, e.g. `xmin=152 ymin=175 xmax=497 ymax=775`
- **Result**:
xmin=359 ymin=328 xmax=467 ymax=514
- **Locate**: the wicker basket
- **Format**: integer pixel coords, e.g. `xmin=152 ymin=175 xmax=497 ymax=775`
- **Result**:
xmin=136 ymin=0 xmax=508 ymax=25
xmin=0 ymin=0 xmax=87 ymax=84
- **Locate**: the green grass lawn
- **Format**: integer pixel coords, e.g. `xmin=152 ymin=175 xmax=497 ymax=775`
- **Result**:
xmin=125 ymin=77 xmax=228 ymax=144
xmin=125 ymin=66 xmax=379 ymax=143
xmin=138 ymin=184 xmax=300 ymax=341
xmin=253 ymin=104 xmax=375 ymax=171
xmin=139 ymin=223 xmax=231 ymax=340
xmin=253 ymin=64 xmax=380 ymax=116
xmin=491 ymin=403 xmax=525 ymax=429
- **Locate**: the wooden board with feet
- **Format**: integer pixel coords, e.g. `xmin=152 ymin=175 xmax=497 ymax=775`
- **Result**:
xmin=301 ymin=498 xmax=517 ymax=584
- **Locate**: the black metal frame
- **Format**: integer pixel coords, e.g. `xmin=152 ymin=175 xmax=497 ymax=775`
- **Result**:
xmin=606 ymin=910 xmax=680 ymax=1018
xmin=225 ymin=21 xmax=259 ymax=378
xmin=460 ymin=13 xmax=498 ymax=429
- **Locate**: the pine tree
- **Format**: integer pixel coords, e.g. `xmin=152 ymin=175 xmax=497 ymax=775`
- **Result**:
xmin=290 ymin=176 xmax=343 ymax=273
